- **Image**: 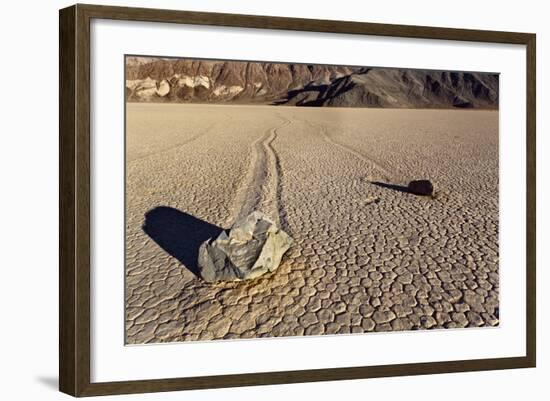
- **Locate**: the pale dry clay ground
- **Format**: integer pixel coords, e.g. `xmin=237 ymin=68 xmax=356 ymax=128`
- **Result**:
xmin=125 ymin=103 xmax=499 ymax=344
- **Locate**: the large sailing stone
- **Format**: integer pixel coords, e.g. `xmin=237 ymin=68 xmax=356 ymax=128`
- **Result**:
xmin=197 ymin=211 xmax=293 ymax=282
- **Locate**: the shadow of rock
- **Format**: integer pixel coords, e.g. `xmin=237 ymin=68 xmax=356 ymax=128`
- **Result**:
xmin=142 ymin=206 xmax=224 ymax=277
xmin=370 ymin=181 xmax=411 ymax=194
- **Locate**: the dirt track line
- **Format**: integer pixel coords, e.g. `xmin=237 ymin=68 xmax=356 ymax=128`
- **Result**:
xmin=269 ymin=115 xmax=292 ymax=233
xmin=128 ymin=122 xmax=218 ymax=164
xmin=229 ymin=117 xmax=290 ymax=227
xmin=306 ymin=120 xmax=396 ymax=182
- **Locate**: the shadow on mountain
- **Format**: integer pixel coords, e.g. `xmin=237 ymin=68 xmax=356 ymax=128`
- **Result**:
xmin=272 ymin=73 xmax=361 ymax=106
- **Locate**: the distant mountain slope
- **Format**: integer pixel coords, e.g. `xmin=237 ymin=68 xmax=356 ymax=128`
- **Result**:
xmin=125 ymin=57 xmax=499 ymax=109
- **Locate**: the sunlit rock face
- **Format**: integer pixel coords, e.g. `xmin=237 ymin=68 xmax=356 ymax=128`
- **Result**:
xmin=197 ymin=211 xmax=293 ymax=283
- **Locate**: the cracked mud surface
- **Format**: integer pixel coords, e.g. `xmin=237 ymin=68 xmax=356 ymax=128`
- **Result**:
xmin=125 ymin=103 xmax=499 ymax=344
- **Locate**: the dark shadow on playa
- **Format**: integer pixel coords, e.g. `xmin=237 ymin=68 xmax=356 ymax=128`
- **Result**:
xmin=142 ymin=206 xmax=223 ymax=277
xmin=370 ymin=181 xmax=411 ymax=194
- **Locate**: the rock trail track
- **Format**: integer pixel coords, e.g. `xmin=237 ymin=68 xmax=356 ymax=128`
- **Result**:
xmin=230 ymin=116 xmax=290 ymax=229
xmin=308 ymin=119 xmax=397 ymax=183
xmin=125 ymin=104 xmax=499 ymax=344
xmin=127 ymin=122 xmax=219 ymax=164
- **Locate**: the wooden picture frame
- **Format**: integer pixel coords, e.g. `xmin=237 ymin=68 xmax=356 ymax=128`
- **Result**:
xmin=59 ymin=3 xmax=536 ymax=397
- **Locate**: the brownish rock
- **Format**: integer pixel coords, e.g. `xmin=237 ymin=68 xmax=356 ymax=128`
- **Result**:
xmin=408 ymin=180 xmax=434 ymax=196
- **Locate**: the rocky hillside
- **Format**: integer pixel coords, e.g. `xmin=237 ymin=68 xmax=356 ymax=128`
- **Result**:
xmin=125 ymin=57 xmax=499 ymax=109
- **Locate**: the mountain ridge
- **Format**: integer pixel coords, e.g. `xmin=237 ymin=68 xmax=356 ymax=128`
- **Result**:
xmin=125 ymin=57 xmax=499 ymax=109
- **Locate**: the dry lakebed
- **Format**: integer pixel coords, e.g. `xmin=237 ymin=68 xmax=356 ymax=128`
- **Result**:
xmin=125 ymin=103 xmax=499 ymax=344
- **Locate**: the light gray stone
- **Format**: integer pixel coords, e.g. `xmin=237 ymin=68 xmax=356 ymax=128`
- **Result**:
xmin=198 ymin=211 xmax=293 ymax=282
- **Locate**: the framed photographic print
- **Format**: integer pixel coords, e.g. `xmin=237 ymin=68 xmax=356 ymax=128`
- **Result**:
xmin=59 ymin=3 xmax=536 ymax=397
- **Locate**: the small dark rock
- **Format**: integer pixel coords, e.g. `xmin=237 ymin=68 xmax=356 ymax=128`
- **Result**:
xmin=408 ymin=180 xmax=434 ymax=196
